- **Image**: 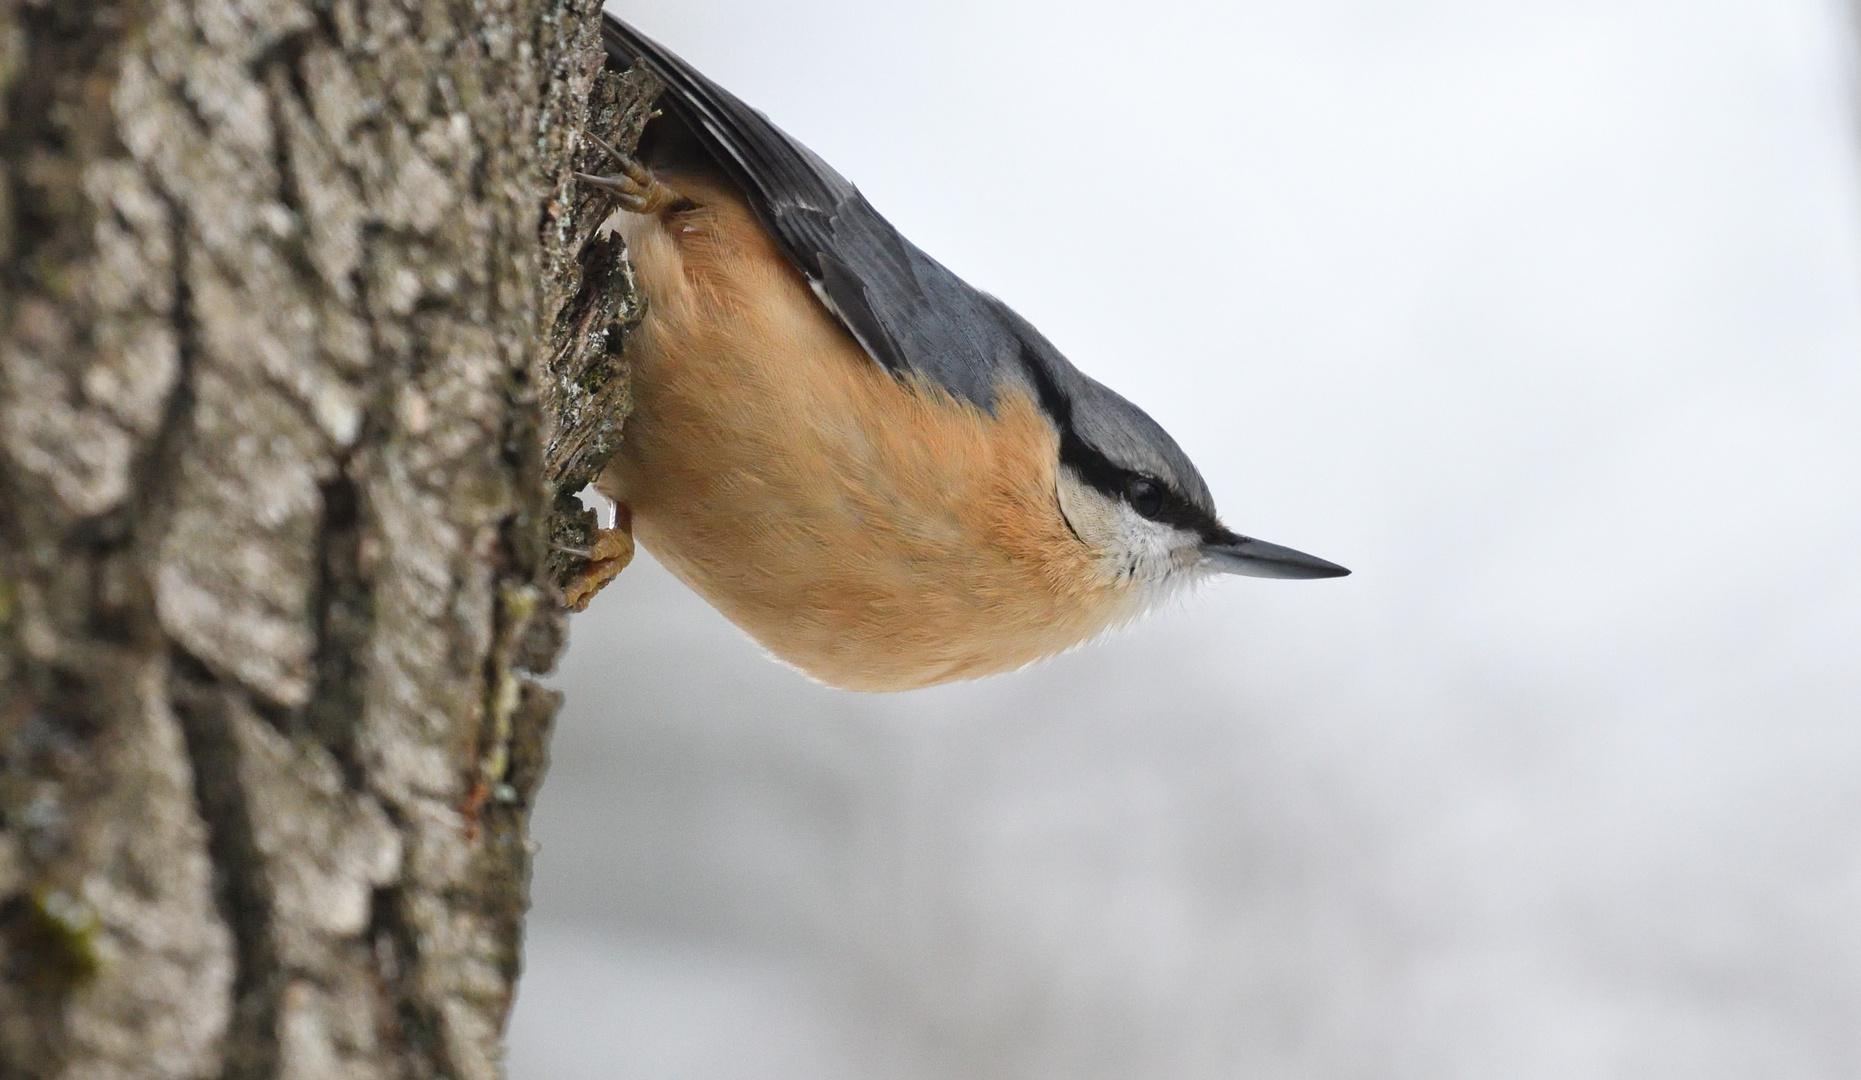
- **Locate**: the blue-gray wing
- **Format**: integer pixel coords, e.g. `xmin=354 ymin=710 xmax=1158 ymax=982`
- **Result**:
xmin=601 ymin=14 xmax=1023 ymax=410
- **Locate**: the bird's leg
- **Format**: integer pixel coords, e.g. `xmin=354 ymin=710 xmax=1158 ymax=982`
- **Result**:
xmin=562 ymin=503 xmax=635 ymax=612
xmin=575 ymin=133 xmax=686 ymax=214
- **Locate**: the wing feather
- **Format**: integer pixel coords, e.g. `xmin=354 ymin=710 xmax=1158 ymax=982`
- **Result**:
xmin=601 ymin=14 xmax=1014 ymax=409
xmin=598 ymin=14 xmax=1217 ymax=516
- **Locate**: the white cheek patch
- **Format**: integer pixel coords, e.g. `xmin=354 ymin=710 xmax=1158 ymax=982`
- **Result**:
xmin=1056 ymin=470 xmax=1206 ymax=599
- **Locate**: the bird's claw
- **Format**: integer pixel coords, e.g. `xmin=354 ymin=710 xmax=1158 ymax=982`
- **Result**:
xmin=576 ymin=135 xmax=683 ymax=214
xmin=563 ymin=513 xmax=635 ymax=611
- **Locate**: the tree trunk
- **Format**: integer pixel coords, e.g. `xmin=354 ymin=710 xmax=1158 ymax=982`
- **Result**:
xmin=0 ymin=0 xmax=651 ymax=1074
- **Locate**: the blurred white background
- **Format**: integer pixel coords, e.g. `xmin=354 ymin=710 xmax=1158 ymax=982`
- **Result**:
xmin=509 ymin=0 xmax=1861 ymax=1076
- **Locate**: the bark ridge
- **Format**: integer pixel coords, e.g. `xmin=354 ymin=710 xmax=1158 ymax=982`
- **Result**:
xmin=0 ymin=0 xmax=652 ymax=1075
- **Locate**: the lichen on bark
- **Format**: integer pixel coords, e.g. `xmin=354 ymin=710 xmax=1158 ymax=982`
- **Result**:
xmin=0 ymin=0 xmax=651 ymax=1074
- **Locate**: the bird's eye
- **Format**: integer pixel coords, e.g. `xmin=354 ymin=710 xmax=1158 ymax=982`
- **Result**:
xmin=1127 ymin=477 xmax=1164 ymax=519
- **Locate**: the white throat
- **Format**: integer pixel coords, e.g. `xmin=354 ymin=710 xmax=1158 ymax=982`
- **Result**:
xmin=1055 ymin=468 xmax=1208 ymax=603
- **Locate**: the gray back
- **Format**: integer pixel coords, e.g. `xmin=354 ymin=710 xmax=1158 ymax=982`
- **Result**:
xmin=603 ymin=15 xmax=1220 ymax=530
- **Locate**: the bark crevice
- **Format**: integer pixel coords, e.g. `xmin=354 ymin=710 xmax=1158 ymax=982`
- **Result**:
xmin=1 ymin=0 xmax=654 ymax=1074
xmin=168 ymin=663 xmax=283 ymax=1080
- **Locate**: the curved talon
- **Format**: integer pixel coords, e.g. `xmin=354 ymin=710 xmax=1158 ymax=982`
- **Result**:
xmin=575 ymin=171 xmax=650 ymax=212
xmin=588 ymin=130 xmax=638 ymax=172
xmin=576 ymin=137 xmax=685 ymax=214
xmin=563 ymin=513 xmax=635 ymax=611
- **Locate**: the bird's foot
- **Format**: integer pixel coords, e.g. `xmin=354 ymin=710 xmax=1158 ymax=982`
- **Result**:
xmin=576 ymin=133 xmax=685 ymax=214
xmin=562 ymin=505 xmax=635 ymax=611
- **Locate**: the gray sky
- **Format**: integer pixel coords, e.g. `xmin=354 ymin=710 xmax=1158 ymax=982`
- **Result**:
xmin=511 ymin=1 xmax=1861 ymax=1077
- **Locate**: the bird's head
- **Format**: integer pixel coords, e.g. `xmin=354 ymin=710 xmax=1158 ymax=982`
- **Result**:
xmin=1021 ymin=347 xmax=1349 ymax=596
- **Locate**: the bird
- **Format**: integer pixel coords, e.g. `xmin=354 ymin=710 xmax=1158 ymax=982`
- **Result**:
xmin=566 ymin=12 xmax=1348 ymax=692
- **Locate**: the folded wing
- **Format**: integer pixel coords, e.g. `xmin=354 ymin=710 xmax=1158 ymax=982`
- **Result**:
xmin=601 ymin=14 xmax=1029 ymax=410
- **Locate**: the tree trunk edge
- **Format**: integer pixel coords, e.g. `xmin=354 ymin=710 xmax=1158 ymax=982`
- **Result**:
xmin=0 ymin=0 xmax=650 ymax=1076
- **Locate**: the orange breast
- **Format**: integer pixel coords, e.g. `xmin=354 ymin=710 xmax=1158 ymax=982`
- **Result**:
xmin=597 ymin=174 xmax=1136 ymax=691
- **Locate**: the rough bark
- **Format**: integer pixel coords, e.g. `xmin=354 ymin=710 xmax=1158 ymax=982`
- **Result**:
xmin=0 ymin=0 xmax=650 ymax=1075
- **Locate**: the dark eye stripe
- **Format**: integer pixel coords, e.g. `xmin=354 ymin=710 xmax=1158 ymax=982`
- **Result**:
xmin=1129 ymin=477 xmax=1204 ymax=531
xmin=1015 ymin=342 xmax=1217 ymax=536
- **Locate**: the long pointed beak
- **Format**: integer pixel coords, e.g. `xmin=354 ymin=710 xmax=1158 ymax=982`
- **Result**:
xmin=1200 ymin=534 xmax=1350 ymax=579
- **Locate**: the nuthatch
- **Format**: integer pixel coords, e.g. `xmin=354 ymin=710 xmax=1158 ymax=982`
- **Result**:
xmin=567 ymin=14 xmax=1348 ymax=692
